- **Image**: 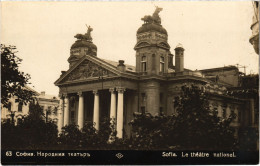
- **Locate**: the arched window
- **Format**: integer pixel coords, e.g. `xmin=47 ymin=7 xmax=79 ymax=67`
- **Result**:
xmin=141 ymin=56 xmax=147 ymax=72
xmin=18 ymin=102 xmax=23 ymax=112
xmin=160 ymin=56 xmax=165 ymax=72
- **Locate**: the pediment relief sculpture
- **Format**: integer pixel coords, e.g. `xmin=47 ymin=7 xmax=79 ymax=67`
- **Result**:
xmin=64 ymin=60 xmax=116 ymax=82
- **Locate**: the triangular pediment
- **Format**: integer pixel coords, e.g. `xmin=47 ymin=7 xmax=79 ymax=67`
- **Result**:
xmin=55 ymin=56 xmax=119 ymax=85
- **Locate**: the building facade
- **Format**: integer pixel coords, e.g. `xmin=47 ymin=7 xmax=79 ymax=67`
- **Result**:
xmin=55 ymin=7 xmax=257 ymax=140
xmin=37 ymin=91 xmax=60 ymax=124
xmin=1 ymin=88 xmax=59 ymax=125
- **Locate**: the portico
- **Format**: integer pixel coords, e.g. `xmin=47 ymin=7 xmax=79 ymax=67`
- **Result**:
xmin=57 ymin=87 xmax=127 ymax=138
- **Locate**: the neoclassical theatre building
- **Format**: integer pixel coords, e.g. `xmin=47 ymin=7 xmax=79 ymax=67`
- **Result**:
xmin=55 ymin=7 xmax=257 ymax=139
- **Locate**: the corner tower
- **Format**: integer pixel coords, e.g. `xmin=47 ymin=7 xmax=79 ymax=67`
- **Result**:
xmin=134 ymin=7 xmax=171 ymax=75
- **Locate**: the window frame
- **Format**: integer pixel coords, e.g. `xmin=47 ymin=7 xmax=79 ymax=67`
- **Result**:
xmin=141 ymin=56 xmax=147 ymax=72
xmin=160 ymin=56 xmax=165 ymax=72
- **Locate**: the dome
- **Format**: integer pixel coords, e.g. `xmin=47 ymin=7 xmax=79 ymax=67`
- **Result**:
xmin=137 ymin=23 xmax=167 ymax=35
xmin=71 ymin=40 xmax=97 ymax=50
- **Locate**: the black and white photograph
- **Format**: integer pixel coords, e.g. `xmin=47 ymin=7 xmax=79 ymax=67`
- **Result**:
xmin=1 ymin=1 xmax=259 ymax=165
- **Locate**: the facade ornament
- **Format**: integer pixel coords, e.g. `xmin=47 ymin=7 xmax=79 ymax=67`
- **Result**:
xmin=141 ymin=6 xmax=163 ymax=24
xmin=66 ymin=60 xmax=115 ymax=81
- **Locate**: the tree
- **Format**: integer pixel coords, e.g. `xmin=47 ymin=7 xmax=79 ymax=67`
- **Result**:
xmin=1 ymin=102 xmax=58 ymax=150
xmin=170 ymin=85 xmax=237 ymax=150
xmin=129 ymin=85 xmax=237 ymax=150
xmin=1 ymin=44 xmax=35 ymax=107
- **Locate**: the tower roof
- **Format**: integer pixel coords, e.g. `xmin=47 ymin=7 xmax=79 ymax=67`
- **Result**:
xmin=71 ymin=40 xmax=97 ymax=50
xmin=137 ymin=23 xmax=167 ymax=35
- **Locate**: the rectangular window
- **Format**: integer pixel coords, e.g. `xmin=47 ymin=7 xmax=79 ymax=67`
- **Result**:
xmin=160 ymin=107 xmax=163 ymax=115
xmin=160 ymin=56 xmax=165 ymax=72
xmin=141 ymin=106 xmax=145 ymax=114
xmin=17 ymin=118 xmax=22 ymax=125
xmin=160 ymin=93 xmax=163 ymax=104
xmin=40 ymin=106 xmax=44 ymax=111
xmin=141 ymin=93 xmax=146 ymax=103
xmin=8 ymin=102 xmax=11 ymax=111
xmin=142 ymin=62 xmax=146 ymax=72
xmin=18 ymin=102 xmax=23 ymax=112
xmin=141 ymin=56 xmax=147 ymax=72
xmin=238 ymin=110 xmax=241 ymax=122
xmin=222 ymin=108 xmax=226 ymax=118
xmin=53 ymin=107 xmax=58 ymax=116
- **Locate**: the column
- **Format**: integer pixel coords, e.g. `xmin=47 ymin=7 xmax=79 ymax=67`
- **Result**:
xmin=63 ymin=93 xmax=70 ymax=126
xmin=109 ymin=88 xmax=117 ymax=122
xmin=93 ymin=90 xmax=100 ymax=130
xmin=57 ymin=96 xmax=64 ymax=133
xmin=108 ymin=88 xmax=117 ymax=142
xmin=77 ymin=91 xmax=84 ymax=130
xmin=116 ymin=87 xmax=125 ymax=138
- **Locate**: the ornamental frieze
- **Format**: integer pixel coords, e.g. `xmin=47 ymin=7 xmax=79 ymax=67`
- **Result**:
xmin=64 ymin=60 xmax=116 ymax=82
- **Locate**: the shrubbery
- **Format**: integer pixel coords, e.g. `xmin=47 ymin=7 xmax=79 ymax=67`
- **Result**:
xmin=2 ymin=102 xmax=58 ymax=150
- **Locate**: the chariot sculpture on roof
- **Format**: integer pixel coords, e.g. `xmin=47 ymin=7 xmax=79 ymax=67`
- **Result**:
xmin=141 ymin=6 xmax=163 ymax=24
xmin=74 ymin=24 xmax=93 ymax=41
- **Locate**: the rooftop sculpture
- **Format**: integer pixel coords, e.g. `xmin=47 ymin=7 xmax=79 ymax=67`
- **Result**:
xmin=141 ymin=6 xmax=163 ymax=24
xmin=74 ymin=24 xmax=93 ymax=41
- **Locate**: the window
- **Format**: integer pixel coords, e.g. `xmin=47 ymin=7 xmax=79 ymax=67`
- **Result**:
xmin=18 ymin=102 xmax=23 ymax=112
xmin=238 ymin=110 xmax=241 ymax=122
xmin=40 ymin=106 xmax=44 ymax=111
xmin=53 ymin=107 xmax=58 ymax=116
xmin=47 ymin=106 xmax=52 ymax=112
xmin=17 ymin=118 xmax=22 ymax=125
xmin=222 ymin=108 xmax=226 ymax=118
xmin=160 ymin=107 xmax=164 ymax=115
xmin=160 ymin=93 xmax=163 ymax=104
xmin=141 ymin=56 xmax=147 ymax=72
xmin=141 ymin=93 xmax=146 ymax=103
xmin=141 ymin=106 xmax=145 ymax=114
xmin=160 ymin=56 xmax=165 ymax=72
xmin=7 ymin=102 xmax=11 ymax=111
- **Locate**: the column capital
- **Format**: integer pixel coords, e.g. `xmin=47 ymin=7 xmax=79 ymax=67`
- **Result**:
xmin=93 ymin=90 xmax=99 ymax=95
xmin=77 ymin=91 xmax=83 ymax=96
xmin=109 ymin=88 xmax=115 ymax=93
xmin=58 ymin=93 xmax=63 ymax=99
xmin=63 ymin=93 xmax=68 ymax=98
xmin=116 ymin=87 xmax=126 ymax=93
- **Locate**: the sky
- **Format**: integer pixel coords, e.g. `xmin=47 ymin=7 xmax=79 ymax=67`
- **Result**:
xmin=1 ymin=1 xmax=259 ymax=96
